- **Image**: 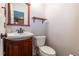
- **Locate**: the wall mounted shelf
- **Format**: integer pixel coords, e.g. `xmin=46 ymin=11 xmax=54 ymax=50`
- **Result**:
xmin=32 ymin=16 xmax=47 ymax=23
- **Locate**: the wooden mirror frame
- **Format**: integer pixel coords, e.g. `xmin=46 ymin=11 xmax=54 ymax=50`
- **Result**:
xmin=7 ymin=3 xmax=30 ymax=26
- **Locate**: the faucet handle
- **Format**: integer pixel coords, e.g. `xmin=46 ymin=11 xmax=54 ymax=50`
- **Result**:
xmin=22 ymin=30 xmax=24 ymax=33
xmin=16 ymin=30 xmax=19 ymax=33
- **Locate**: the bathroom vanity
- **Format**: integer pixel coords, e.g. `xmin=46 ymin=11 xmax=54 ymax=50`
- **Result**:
xmin=4 ymin=32 xmax=33 ymax=56
xmin=4 ymin=38 xmax=32 ymax=56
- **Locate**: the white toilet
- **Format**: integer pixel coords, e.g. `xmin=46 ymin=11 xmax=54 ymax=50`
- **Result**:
xmin=34 ymin=36 xmax=56 ymax=56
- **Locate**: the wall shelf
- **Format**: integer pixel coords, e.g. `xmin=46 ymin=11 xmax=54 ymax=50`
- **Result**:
xmin=32 ymin=16 xmax=47 ymax=23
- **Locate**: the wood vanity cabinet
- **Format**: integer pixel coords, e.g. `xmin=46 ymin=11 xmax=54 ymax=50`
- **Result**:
xmin=4 ymin=38 xmax=32 ymax=56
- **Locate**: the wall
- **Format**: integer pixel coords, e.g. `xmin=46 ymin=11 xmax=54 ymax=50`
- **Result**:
xmin=6 ymin=3 xmax=47 ymax=36
xmin=70 ymin=4 xmax=79 ymax=55
xmin=45 ymin=3 xmax=79 ymax=56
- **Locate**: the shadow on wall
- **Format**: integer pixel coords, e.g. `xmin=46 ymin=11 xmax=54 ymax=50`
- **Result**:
xmin=30 ymin=20 xmax=48 ymax=36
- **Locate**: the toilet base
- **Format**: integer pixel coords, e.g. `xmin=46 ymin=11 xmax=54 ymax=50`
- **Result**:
xmin=39 ymin=49 xmax=56 ymax=56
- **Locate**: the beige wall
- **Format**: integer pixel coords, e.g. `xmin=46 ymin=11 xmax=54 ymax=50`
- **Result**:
xmin=6 ymin=3 xmax=47 ymax=36
xmin=45 ymin=3 xmax=79 ymax=56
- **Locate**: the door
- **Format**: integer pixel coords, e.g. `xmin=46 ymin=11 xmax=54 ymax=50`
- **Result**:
xmin=0 ymin=3 xmax=5 ymax=56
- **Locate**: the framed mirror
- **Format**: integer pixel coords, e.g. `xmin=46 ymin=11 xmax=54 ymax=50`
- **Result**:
xmin=7 ymin=3 xmax=30 ymax=26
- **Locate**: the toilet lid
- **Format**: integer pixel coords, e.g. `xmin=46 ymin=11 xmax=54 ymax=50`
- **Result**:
xmin=39 ymin=46 xmax=56 ymax=55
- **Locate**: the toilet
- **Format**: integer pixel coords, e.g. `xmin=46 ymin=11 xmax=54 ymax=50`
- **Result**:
xmin=34 ymin=36 xmax=56 ymax=56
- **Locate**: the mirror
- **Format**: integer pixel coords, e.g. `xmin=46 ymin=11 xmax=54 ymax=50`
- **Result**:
xmin=7 ymin=3 xmax=30 ymax=26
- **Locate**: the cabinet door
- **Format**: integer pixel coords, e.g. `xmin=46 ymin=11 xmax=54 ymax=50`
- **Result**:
xmin=9 ymin=44 xmax=19 ymax=56
xmin=5 ymin=39 xmax=32 ymax=56
xmin=28 ymin=45 xmax=32 ymax=56
xmin=6 ymin=42 xmax=20 ymax=56
xmin=21 ymin=46 xmax=28 ymax=56
xmin=28 ymin=39 xmax=32 ymax=56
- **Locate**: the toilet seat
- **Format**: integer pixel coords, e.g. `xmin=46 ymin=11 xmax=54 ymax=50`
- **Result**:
xmin=39 ymin=46 xmax=56 ymax=56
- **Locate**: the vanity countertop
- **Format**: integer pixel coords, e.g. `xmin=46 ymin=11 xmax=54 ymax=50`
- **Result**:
xmin=6 ymin=32 xmax=34 ymax=41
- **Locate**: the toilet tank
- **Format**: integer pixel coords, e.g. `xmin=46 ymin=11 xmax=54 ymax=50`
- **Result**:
xmin=34 ymin=36 xmax=46 ymax=47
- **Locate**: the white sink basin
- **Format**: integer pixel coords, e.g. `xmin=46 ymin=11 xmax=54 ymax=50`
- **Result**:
xmin=7 ymin=32 xmax=34 ymax=40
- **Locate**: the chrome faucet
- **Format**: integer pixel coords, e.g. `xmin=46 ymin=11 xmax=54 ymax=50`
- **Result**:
xmin=16 ymin=28 xmax=24 ymax=33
